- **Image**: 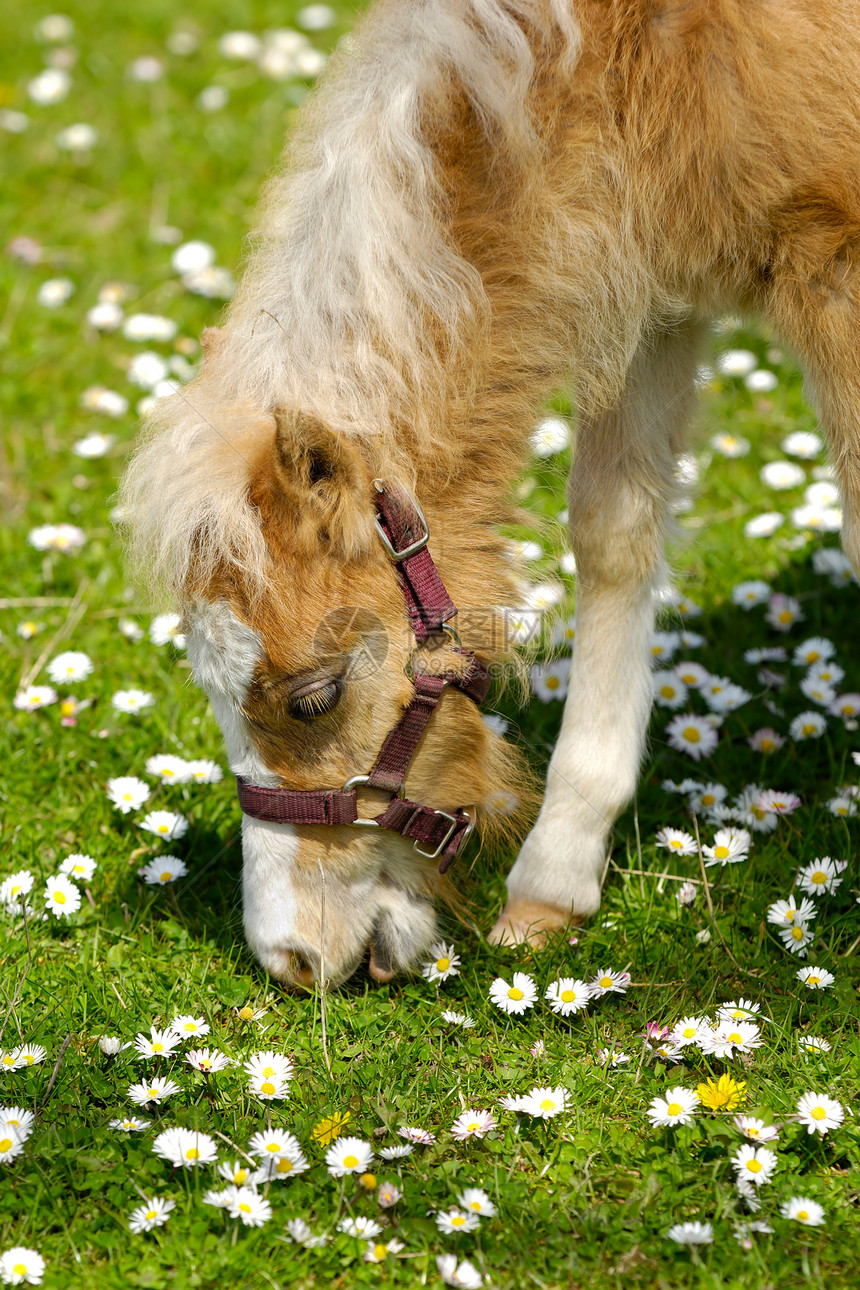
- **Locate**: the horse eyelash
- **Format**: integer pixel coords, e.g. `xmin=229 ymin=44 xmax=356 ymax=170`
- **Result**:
xmin=290 ymin=681 xmax=341 ymax=720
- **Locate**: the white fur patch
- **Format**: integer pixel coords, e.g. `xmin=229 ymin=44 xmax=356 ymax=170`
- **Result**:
xmin=185 ymin=599 xmax=281 ymax=788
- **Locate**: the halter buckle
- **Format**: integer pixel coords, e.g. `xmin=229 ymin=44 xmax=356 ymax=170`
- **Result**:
xmin=373 ymin=480 xmax=430 ymax=561
xmin=343 ymin=773 xmax=404 ymax=827
xmin=412 ymin=808 xmax=459 ymax=859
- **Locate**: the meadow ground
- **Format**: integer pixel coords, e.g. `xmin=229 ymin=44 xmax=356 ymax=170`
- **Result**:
xmin=1 ymin=3 xmax=858 ymax=1288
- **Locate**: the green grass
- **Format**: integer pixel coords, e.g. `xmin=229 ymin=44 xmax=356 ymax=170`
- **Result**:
xmin=1 ymin=4 xmax=859 ymax=1288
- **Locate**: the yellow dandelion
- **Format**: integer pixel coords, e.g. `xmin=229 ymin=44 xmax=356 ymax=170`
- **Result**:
xmin=312 ymin=1110 xmax=352 ymax=1145
xmin=696 ymin=1073 xmax=747 ymax=1111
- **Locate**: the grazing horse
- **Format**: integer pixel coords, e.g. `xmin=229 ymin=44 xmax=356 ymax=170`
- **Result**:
xmin=121 ymin=0 xmax=860 ymax=986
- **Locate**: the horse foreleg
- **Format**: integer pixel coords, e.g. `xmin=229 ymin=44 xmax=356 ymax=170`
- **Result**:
xmin=491 ymin=322 xmax=704 ymax=945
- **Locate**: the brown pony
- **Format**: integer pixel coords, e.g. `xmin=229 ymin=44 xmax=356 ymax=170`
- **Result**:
xmin=121 ymin=0 xmax=860 ymax=986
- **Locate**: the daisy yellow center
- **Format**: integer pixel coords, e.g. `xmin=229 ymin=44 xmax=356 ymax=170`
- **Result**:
xmin=728 ymin=1032 xmax=743 ymax=1043
xmin=263 ymin=1065 xmax=275 ymax=1077
xmin=10 ymin=885 xmax=21 ymax=896
xmin=599 ymin=977 xmax=613 ymax=989
xmin=540 ymin=1098 xmax=555 ymax=1111
xmin=72 ymin=865 xmax=84 ymax=874
xmin=714 ymin=845 xmax=730 ymax=859
xmin=670 ymin=839 xmax=682 ymax=849
xmin=186 ymin=1147 xmax=200 ymax=1159
xmin=152 ymin=1042 xmax=164 ymax=1052
xmin=791 ymin=927 xmax=804 ymax=941
xmin=183 ymin=1023 xmax=196 ymax=1032
xmin=748 ymin=1127 xmax=760 ymax=1138
xmin=200 ymin=1059 xmax=212 ymax=1071
xmin=451 ymin=1216 xmax=466 ymax=1227
xmin=147 ymin=1088 xmax=159 ymax=1099
xmin=0 ymin=1138 xmax=12 ymax=1152
xmin=779 ymin=610 xmax=793 ymax=623
xmin=560 ymin=989 xmax=575 ymax=1002
xmin=266 ymin=1143 xmax=280 ymax=1152
xmin=261 ymin=1081 xmax=276 ymax=1095
xmin=436 ymin=957 xmax=450 ymax=972
xmin=762 ymin=739 xmax=775 ymax=751
xmin=55 ymin=891 xmax=66 ymax=905
xmin=660 ymin=686 xmax=675 ymax=698
xmin=157 ymin=825 xmax=168 ymax=834
xmin=666 ymin=1103 xmax=682 ymax=1116
xmin=145 ymin=1210 xmax=158 ymax=1221
xmin=2 ymin=1058 xmax=13 ymax=1067
xmin=13 ymin=1266 xmax=27 ymax=1277
xmin=373 ymin=1245 xmax=388 ymax=1260
xmin=467 ymin=1122 xmax=480 ymax=1133
xmin=702 ymin=794 xmax=715 ymax=806
xmin=811 ymin=872 xmax=826 ymax=884
xmin=844 ymin=704 xmax=856 ymax=714
xmin=786 ymin=910 xmax=796 ymax=922
xmin=746 ymin=1159 xmax=762 ymax=1173
xmin=239 ymin=1203 xmax=252 ymax=1214
xmin=807 ymin=976 xmax=820 ymax=985
xmin=811 ymin=1106 xmax=826 ymax=1120
xmin=23 ymin=1055 xmax=33 ymax=1064
xmin=7 ymin=1119 xmax=20 ymax=1127
xmin=508 ymin=987 xmax=524 ymax=1001
xmin=239 ymin=1007 xmax=255 ymax=1019
xmin=163 ymin=769 xmax=174 ymax=777
xmin=277 ymin=1158 xmax=293 ymax=1172
xmin=469 ymin=1201 xmax=481 ymax=1211
xmin=235 ymin=1169 xmax=247 ymax=1183
xmin=803 ymin=725 xmax=816 ymax=735
xmin=359 ymin=1173 xmax=376 ymax=1188
xmin=682 ymin=1027 xmax=696 ymax=1038
xmin=343 ymin=1154 xmax=359 ymax=1168
xmin=797 ymin=1209 xmax=809 ymax=1221
xmin=160 ymin=872 xmax=172 ymax=883
xmin=546 ymin=676 xmax=560 ymax=690
xmin=807 ymin=652 xmax=820 ymax=662
xmin=123 ymin=793 xmax=133 ymax=801
xmin=682 ymin=727 xmax=700 ymax=743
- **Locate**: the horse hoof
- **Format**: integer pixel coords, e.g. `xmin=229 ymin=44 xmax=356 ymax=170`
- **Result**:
xmin=488 ymin=898 xmax=577 ymax=947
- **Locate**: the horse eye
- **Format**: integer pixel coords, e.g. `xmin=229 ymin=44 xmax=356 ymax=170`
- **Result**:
xmin=289 ymin=679 xmax=342 ymax=721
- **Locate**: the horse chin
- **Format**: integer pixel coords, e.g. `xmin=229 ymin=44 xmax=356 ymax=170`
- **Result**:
xmin=240 ymin=815 xmax=437 ymax=987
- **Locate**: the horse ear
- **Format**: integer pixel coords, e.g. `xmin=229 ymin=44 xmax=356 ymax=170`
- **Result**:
xmin=269 ymin=408 xmax=375 ymax=555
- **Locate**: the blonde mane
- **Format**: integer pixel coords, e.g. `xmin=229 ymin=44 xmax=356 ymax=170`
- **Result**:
xmin=119 ymin=0 xmax=581 ymax=603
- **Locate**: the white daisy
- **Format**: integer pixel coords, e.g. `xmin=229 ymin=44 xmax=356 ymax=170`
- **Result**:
xmin=797 ymin=857 xmax=847 ymax=897
xmin=13 ymin=686 xmax=58 ymax=712
xmin=780 ymin=1197 xmax=825 ymax=1226
xmin=128 ymin=1197 xmax=175 ymax=1233
xmin=138 ymin=856 xmax=188 ymax=886
xmin=43 ymin=874 xmax=81 ymax=917
xmin=488 ymin=973 xmax=537 ymax=1015
xmin=152 ymin=1127 xmax=218 ymax=1168
xmin=778 ymin=919 xmax=814 ymax=956
xmin=436 ymin=1253 xmax=484 ymax=1288
xmin=666 ymin=713 xmax=719 ymax=760
xmin=134 ymin=1028 xmax=182 ymax=1059
xmin=518 ymin=1086 xmax=568 ymax=1118
xmin=590 ymin=968 xmax=631 ymax=996
xmin=436 ymin=1209 xmax=480 ymax=1235
xmin=46 ymin=651 xmax=93 ymax=685
xmin=702 ymin=827 xmax=751 ymax=867
xmin=128 ymin=1076 xmax=180 ymax=1106
xmin=184 ymin=759 xmax=223 ymax=784
xmin=795 ymin=1092 xmax=844 ymax=1135
xmin=325 ymin=1136 xmax=374 ymax=1176
xmin=421 ymin=943 xmax=461 ymax=983
xmin=530 ymin=659 xmax=570 ymax=702
xmin=244 ymin=1050 xmax=293 ymax=1100
xmin=441 ymin=1011 xmax=475 ymax=1028
xmin=109 ymin=1117 xmax=151 ymax=1132
xmin=111 ymin=689 xmax=155 ymax=714
xmin=58 ymin=854 xmax=97 ymax=881
xmin=653 ymin=671 xmax=688 ymax=709
xmin=378 ymin=1144 xmax=414 ymax=1160
xmin=144 ymin=754 xmax=191 ymax=784
xmin=667 ymin=1221 xmax=713 ymax=1245
xmin=107 ymin=776 xmax=151 ymax=814
xmin=796 ymin=966 xmax=835 ymax=990
xmin=0 ymin=1247 xmax=47 ymax=1283
xmin=647 ymin=1087 xmax=699 ymax=1128
xmin=458 ymin=1187 xmax=497 ymax=1216
xmin=364 ymin=1238 xmax=405 ymax=1262
xmin=186 ymin=1048 xmax=231 ymax=1074
xmin=228 ymin=1187 xmax=272 ymax=1226
xmin=798 ymin=1036 xmax=831 ymax=1056
xmin=734 ymin=1116 xmax=779 ymax=1144
xmin=139 ymin=812 xmax=188 ymax=841
xmin=337 ymin=1216 xmax=383 ymax=1239
xmin=169 ymin=1015 xmax=210 ymax=1040
xmin=731 ymin=1145 xmax=777 ymax=1186
xmin=544 ymin=978 xmax=593 ymax=1016
xmin=450 ymin=1109 xmax=497 ymax=1140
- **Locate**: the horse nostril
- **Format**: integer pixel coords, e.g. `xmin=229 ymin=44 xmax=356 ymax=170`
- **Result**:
xmin=285 ymin=949 xmax=316 ymax=988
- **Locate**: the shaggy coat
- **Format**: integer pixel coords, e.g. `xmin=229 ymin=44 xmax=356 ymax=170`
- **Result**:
xmin=121 ymin=0 xmax=860 ymax=982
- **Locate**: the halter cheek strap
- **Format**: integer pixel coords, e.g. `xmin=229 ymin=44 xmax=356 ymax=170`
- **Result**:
xmin=235 ymin=480 xmax=490 ymax=872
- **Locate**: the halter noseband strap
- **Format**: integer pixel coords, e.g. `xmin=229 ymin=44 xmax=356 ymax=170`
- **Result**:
xmin=235 ymin=479 xmax=489 ymax=873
